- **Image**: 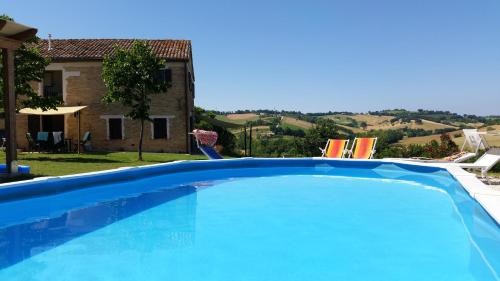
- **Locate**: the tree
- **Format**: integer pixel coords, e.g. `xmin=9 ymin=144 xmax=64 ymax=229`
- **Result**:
xmin=102 ymin=40 xmax=169 ymax=160
xmin=301 ymin=119 xmax=350 ymax=156
xmin=0 ymin=15 xmax=60 ymax=110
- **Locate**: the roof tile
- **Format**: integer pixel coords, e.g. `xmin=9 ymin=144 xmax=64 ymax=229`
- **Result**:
xmin=34 ymin=39 xmax=191 ymax=61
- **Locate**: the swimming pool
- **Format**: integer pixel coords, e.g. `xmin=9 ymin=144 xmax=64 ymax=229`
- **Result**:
xmin=0 ymin=159 xmax=498 ymax=281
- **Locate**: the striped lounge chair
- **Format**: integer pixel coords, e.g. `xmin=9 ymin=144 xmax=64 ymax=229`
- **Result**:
xmin=347 ymin=137 xmax=377 ymax=159
xmin=320 ymin=139 xmax=350 ymax=158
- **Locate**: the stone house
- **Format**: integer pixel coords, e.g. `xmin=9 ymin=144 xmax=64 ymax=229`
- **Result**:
xmin=15 ymin=39 xmax=195 ymax=153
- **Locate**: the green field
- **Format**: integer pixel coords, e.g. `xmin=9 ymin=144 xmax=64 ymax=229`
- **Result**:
xmin=322 ymin=115 xmax=358 ymax=126
xmin=231 ymin=125 xmax=273 ymax=138
xmin=215 ymin=113 xmax=260 ymax=126
xmin=213 ymin=111 xmax=500 ymax=150
xmin=215 ymin=115 xmax=248 ymax=125
xmin=321 ymin=114 xmax=456 ymax=132
xmin=280 ymin=117 xmax=314 ymax=130
xmin=280 ymin=123 xmax=303 ymax=131
xmin=0 ymin=152 xmax=206 ymax=182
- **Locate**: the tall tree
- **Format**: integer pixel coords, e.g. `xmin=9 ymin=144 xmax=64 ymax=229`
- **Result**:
xmin=102 ymin=40 xmax=169 ymax=160
xmin=0 ymin=15 xmax=61 ymax=110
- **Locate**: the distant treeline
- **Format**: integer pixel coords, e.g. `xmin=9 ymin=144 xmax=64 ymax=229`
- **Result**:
xmin=211 ymin=109 xmax=356 ymax=117
xmin=198 ymin=111 xmax=453 ymax=158
xmin=212 ymin=108 xmax=500 ymax=125
xmin=196 ymin=107 xmax=499 ymax=160
xmin=368 ymin=109 xmax=500 ymax=125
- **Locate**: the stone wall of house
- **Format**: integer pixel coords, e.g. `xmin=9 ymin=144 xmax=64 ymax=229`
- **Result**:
xmin=15 ymin=60 xmax=194 ymax=153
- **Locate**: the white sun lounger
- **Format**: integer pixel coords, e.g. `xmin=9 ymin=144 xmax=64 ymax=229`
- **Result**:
xmin=403 ymin=129 xmax=489 ymax=163
xmin=445 ymin=129 xmax=489 ymax=162
xmin=458 ymin=148 xmax=500 ymax=179
xmin=462 ymin=129 xmax=488 ymax=152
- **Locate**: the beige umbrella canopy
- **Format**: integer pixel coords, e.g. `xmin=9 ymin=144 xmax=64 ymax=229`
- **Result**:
xmin=19 ymin=106 xmax=88 ymax=154
xmin=19 ymin=106 xmax=87 ymax=115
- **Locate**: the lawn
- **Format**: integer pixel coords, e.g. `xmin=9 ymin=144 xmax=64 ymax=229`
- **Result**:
xmin=0 ymin=152 xmax=206 ymax=182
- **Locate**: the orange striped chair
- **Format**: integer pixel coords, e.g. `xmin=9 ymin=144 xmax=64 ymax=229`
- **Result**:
xmin=348 ymin=137 xmax=377 ymax=159
xmin=320 ymin=139 xmax=350 ymax=158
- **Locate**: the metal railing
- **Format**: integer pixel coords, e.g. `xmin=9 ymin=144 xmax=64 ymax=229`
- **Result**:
xmin=43 ymin=86 xmax=62 ymax=98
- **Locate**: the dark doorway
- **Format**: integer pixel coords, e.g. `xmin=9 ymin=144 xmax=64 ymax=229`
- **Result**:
xmin=108 ymin=118 xmax=122 ymax=140
xmin=27 ymin=115 xmax=41 ymax=137
xmin=42 ymin=115 xmax=64 ymax=132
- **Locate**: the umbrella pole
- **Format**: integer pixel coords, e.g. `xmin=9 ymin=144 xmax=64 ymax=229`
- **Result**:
xmin=77 ymin=111 xmax=81 ymax=154
xmin=2 ymin=49 xmax=17 ymax=175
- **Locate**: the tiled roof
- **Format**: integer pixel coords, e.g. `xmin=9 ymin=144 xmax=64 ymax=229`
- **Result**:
xmin=34 ymin=39 xmax=192 ymax=61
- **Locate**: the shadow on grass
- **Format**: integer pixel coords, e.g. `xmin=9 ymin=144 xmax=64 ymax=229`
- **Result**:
xmin=20 ymin=157 xmax=123 ymax=164
xmin=139 ymin=159 xmax=174 ymax=163
xmin=0 ymin=174 xmax=37 ymax=184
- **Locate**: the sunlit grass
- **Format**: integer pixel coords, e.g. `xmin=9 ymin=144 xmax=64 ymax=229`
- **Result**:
xmin=0 ymin=151 xmax=206 ymax=182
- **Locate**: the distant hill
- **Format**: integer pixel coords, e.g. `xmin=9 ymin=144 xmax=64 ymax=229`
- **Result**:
xmin=399 ymin=125 xmax=500 ymax=147
xmin=206 ymin=108 xmax=500 ymax=145
xmin=195 ymin=107 xmax=500 ymax=160
xmin=281 ymin=117 xmax=314 ymax=130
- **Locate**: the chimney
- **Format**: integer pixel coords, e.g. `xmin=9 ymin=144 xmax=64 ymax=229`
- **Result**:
xmin=48 ymin=34 xmax=52 ymax=51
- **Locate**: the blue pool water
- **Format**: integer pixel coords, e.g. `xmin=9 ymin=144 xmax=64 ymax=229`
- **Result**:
xmin=0 ymin=160 xmax=498 ymax=281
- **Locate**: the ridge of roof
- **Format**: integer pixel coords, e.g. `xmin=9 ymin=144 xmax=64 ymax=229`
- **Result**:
xmin=34 ymin=38 xmax=191 ymax=61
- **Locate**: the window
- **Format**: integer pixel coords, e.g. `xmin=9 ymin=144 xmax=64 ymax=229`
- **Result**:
xmin=150 ymin=116 xmax=173 ymax=139
xmin=155 ymin=68 xmax=172 ymax=84
xmin=108 ymin=118 xmax=123 ymax=140
xmin=43 ymin=71 xmax=63 ymax=98
xmin=153 ymin=118 xmax=167 ymax=139
xmin=101 ymin=115 xmax=125 ymax=140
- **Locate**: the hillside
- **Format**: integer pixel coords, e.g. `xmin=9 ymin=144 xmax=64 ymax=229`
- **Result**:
xmin=400 ymin=125 xmax=500 ymax=147
xmin=321 ymin=114 xmax=456 ymax=132
xmin=369 ymin=119 xmax=457 ymax=131
xmin=399 ymin=131 xmax=461 ymax=145
xmin=215 ymin=113 xmax=259 ymax=125
xmin=281 ymin=117 xmax=314 ymax=130
xmin=213 ymin=111 xmax=497 ymax=135
xmin=194 ymin=108 xmax=500 ymax=162
xmin=206 ymin=109 xmax=500 ymax=149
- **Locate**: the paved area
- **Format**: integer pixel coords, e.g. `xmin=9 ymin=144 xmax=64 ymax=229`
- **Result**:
xmin=480 ymin=177 xmax=500 ymax=186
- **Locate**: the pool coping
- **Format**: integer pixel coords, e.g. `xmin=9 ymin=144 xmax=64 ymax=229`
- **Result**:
xmin=0 ymin=157 xmax=499 ymax=224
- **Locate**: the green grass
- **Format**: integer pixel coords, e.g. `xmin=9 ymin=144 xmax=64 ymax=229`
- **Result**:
xmin=0 ymin=152 xmax=206 ymax=182
xmin=280 ymin=117 xmax=314 ymax=130
xmin=214 ymin=115 xmax=249 ymax=125
xmin=280 ymin=122 xmax=303 ymax=130
xmin=488 ymin=171 xmax=500 ymax=177
xmin=322 ymin=115 xmax=357 ymax=126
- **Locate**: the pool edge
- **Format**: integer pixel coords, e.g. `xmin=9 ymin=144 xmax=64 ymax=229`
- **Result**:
xmin=0 ymin=157 xmax=499 ymax=224
xmin=380 ymin=158 xmax=500 ymax=225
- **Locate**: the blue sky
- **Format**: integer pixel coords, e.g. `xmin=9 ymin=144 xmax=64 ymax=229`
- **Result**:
xmin=3 ymin=0 xmax=500 ymax=115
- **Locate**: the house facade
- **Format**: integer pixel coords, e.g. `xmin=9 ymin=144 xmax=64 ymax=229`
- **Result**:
xmin=16 ymin=39 xmax=195 ymax=153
